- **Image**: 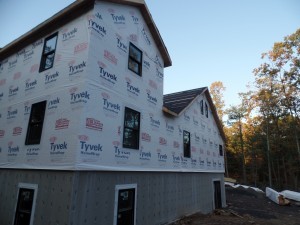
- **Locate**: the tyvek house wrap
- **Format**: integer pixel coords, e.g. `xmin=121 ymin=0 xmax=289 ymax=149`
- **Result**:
xmin=0 ymin=1 xmax=225 ymax=172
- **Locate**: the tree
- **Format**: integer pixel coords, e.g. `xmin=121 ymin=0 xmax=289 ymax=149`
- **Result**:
xmin=210 ymin=81 xmax=226 ymax=123
xmin=226 ymin=104 xmax=247 ymax=184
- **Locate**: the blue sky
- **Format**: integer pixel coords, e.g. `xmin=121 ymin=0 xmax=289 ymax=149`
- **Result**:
xmin=0 ymin=0 xmax=299 ymax=108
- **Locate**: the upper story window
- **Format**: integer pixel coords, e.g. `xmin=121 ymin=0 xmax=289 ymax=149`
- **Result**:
xmin=25 ymin=101 xmax=47 ymax=145
xmin=205 ymin=102 xmax=208 ymax=118
xmin=200 ymin=100 xmax=204 ymax=115
xmin=128 ymin=42 xmax=142 ymax=76
xmin=123 ymin=107 xmax=140 ymax=149
xmin=219 ymin=145 xmax=223 ymax=156
xmin=183 ymin=130 xmax=191 ymax=158
xmin=39 ymin=32 xmax=58 ymax=72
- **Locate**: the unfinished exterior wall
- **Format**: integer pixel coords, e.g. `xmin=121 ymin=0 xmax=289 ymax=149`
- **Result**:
xmin=0 ymin=169 xmax=225 ymax=225
xmin=0 ymin=1 xmax=226 ymax=225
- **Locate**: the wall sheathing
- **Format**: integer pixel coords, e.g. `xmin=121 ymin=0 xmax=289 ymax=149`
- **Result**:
xmin=0 ymin=169 xmax=225 ymax=225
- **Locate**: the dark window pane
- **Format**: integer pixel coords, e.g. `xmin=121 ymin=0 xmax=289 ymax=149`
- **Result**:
xmin=44 ymin=36 xmax=58 ymax=54
xmin=219 ymin=145 xmax=223 ymax=156
xmin=25 ymin=101 xmax=47 ymax=145
xmin=44 ymin=53 xmax=55 ymax=69
xmin=129 ymin=44 xmax=142 ymax=62
xmin=183 ymin=130 xmax=191 ymax=158
xmin=128 ymin=43 xmax=142 ymax=76
xmin=18 ymin=189 xmax=34 ymax=212
xmin=123 ymin=107 xmax=140 ymax=149
xmin=128 ymin=59 xmax=140 ymax=74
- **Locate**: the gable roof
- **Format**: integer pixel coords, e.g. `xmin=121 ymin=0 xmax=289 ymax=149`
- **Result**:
xmin=163 ymin=87 xmax=226 ymax=141
xmin=0 ymin=0 xmax=172 ymax=67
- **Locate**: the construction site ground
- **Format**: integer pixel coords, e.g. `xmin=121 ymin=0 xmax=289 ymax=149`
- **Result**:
xmin=169 ymin=185 xmax=300 ymax=225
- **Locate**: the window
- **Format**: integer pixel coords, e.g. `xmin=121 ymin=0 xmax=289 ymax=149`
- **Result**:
xmin=205 ymin=102 xmax=208 ymax=118
xmin=219 ymin=145 xmax=223 ymax=156
xmin=183 ymin=130 xmax=191 ymax=158
xmin=113 ymin=184 xmax=137 ymax=225
xmin=25 ymin=101 xmax=47 ymax=145
xmin=123 ymin=107 xmax=140 ymax=149
xmin=200 ymin=100 xmax=204 ymax=115
xmin=14 ymin=183 xmax=38 ymax=225
xmin=128 ymin=42 xmax=142 ymax=76
xmin=39 ymin=32 xmax=58 ymax=72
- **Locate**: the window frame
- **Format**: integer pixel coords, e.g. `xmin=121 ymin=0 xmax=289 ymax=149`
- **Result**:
xmin=13 ymin=183 xmax=38 ymax=225
xmin=123 ymin=107 xmax=141 ymax=150
xmin=25 ymin=101 xmax=47 ymax=145
xmin=183 ymin=130 xmax=191 ymax=158
xmin=113 ymin=183 xmax=137 ymax=225
xmin=128 ymin=42 xmax=142 ymax=76
xmin=39 ymin=32 xmax=58 ymax=72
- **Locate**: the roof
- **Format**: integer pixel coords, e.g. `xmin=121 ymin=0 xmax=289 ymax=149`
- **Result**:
xmin=163 ymin=88 xmax=206 ymax=116
xmin=163 ymin=87 xmax=226 ymax=141
xmin=0 ymin=0 xmax=172 ymax=67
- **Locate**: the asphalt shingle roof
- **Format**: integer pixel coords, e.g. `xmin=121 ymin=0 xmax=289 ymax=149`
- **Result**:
xmin=163 ymin=87 xmax=206 ymax=116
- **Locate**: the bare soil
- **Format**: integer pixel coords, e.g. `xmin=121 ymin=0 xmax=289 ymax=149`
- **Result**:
xmin=169 ymin=185 xmax=300 ymax=225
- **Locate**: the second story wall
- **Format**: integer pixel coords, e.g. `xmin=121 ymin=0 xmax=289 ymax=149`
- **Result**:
xmin=0 ymin=11 xmax=92 ymax=108
xmin=87 ymin=1 xmax=165 ymax=113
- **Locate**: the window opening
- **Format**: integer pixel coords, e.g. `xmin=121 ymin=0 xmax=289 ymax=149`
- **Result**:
xmin=14 ymin=183 xmax=38 ymax=225
xmin=123 ymin=107 xmax=140 ymax=149
xmin=205 ymin=102 xmax=208 ymax=118
xmin=183 ymin=130 xmax=191 ymax=158
xmin=25 ymin=101 xmax=47 ymax=145
xmin=114 ymin=184 xmax=137 ymax=225
xmin=39 ymin=32 xmax=58 ymax=72
xmin=128 ymin=42 xmax=142 ymax=76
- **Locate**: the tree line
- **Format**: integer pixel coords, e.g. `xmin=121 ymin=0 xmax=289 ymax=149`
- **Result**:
xmin=210 ymin=28 xmax=300 ymax=191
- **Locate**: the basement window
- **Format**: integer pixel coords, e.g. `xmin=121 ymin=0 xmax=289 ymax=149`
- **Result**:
xmin=14 ymin=183 xmax=38 ymax=225
xmin=39 ymin=32 xmax=58 ymax=72
xmin=183 ymin=130 xmax=191 ymax=158
xmin=25 ymin=101 xmax=47 ymax=145
xmin=128 ymin=42 xmax=142 ymax=76
xmin=123 ymin=107 xmax=140 ymax=149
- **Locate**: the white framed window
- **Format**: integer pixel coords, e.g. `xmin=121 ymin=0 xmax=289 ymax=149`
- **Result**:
xmin=113 ymin=183 xmax=137 ymax=225
xmin=13 ymin=183 xmax=38 ymax=225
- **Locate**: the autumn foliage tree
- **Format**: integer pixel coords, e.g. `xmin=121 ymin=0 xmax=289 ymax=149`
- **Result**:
xmin=224 ymin=28 xmax=300 ymax=190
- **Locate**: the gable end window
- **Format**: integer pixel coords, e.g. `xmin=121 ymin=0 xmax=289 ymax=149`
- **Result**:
xmin=128 ymin=42 xmax=142 ymax=76
xmin=200 ymin=100 xmax=204 ymax=115
xmin=205 ymin=102 xmax=208 ymax=118
xmin=25 ymin=101 xmax=47 ymax=145
xmin=39 ymin=32 xmax=58 ymax=72
xmin=123 ymin=107 xmax=140 ymax=149
xmin=183 ymin=130 xmax=191 ymax=158
xmin=219 ymin=145 xmax=223 ymax=156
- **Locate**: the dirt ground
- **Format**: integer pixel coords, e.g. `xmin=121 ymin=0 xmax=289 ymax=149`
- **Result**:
xmin=169 ymin=185 xmax=300 ymax=225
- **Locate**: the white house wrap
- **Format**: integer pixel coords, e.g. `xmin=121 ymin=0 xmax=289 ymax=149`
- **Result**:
xmin=0 ymin=1 xmax=226 ymax=225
